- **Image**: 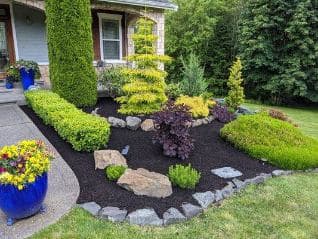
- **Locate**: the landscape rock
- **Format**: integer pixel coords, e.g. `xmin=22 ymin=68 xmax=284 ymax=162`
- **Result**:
xmin=214 ymin=190 xmax=223 ymax=202
xmin=272 ymin=170 xmax=293 ymax=177
xmin=117 ymin=168 xmax=172 ymax=198
xmin=91 ymin=107 xmax=100 ymax=116
xmin=108 ymin=117 xmax=126 ymax=128
xmin=121 ymin=145 xmax=130 ymax=156
xmin=126 ymin=116 xmax=142 ymax=130
xmin=192 ymin=119 xmax=204 ymax=127
xmin=221 ymin=182 xmax=235 ymax=198
xmin=236 ymin=106 xmax=253 ymax=115
xmin=127 ymin=208 xmax=163 ymax=226
xmin=79 ymin=202 xmax=101 ymax=216
xmin=163 ymin=208 xmax=186 ymax=225
xmin=94 ymin=150 xmax=128 ymax=170
xmin=232 ymin=178 xmax=246 ymax=191
xmin=250 ymin=173 xmax=272 ymax=184
xmin=99 ymin=207 xmax=127 ymax=222
xmin=181 ymin=203 xmax=203 ymax=218
xmin=207 ymin=116 xmax=214 ymax=123
xmin=211 ymin=167 xmax=243 ymax=179
xmin=141 ymin=119 xmax=155 ymax=131
xmin=192 ymin=191 xmax=215 ymax=208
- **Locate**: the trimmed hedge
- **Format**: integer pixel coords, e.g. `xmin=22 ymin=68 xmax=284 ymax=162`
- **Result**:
xmin=45 ymin=0 xmax=97 ymax=107
xmin=220 ymin=113 xmax=318 ymax=170
xmin=25 ymin=90 xmax=111 ymax=152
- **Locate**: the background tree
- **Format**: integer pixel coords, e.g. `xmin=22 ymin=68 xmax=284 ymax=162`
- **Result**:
xmin=116 ymin=18 xmax=171 ymax=115
xmin=239 ymin=0 xmax=318 ymax=104
xmin=225 ymin=57 xmax=245 ymax=110
xmin=165 ymin=0 xmax=242 ymax=95
xmin=45 ymin=0 xmax=97 ymax=107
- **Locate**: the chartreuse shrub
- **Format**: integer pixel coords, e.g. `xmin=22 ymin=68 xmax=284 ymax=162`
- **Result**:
xmin=176 ymin=95 xmax=215 ymax=118
xmin=25 ymin=90 xmax=111 ymax=152
xmin=225 ymin=57 xmax=244 ymax=111
xmin=116 ymin=18 xmax=171 ymax=115
xmin=45 ymin=0 xmax=97 ymax=107
xmin=106 ymin=165 xmax=127 ymax=181
xmin=168 ymin=164 xmax=201 ymax=189
xmin=221 ymin=113 xmax=318 ymax=170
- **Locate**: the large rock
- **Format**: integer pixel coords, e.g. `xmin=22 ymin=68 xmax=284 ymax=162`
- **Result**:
xmin=126 ymin=208 xmax=163 ymax=226
xmin=108 ymin=117 xmax=126 ymax=128
xmin=99 ymin=207 xmax=127 ymax=222
xmin=181 ymin=203 xmax=203 ymax=219
xmin=117 ymin=168 xmax=172 ymax=198
xmin=192 ymin=191 xmax=215 ymax=209
xmin=79 ymin=202 xmax=101 ymax=216
xmin=126 ymin=116 xmax=142 ymax=130
xmin=94 ymin=150 xmax=127 ymax=170
xmin=141 ymin=119 xmax=155 ymax=131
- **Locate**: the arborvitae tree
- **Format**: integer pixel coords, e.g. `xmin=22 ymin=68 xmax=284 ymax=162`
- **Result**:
xmin=116 ymin=18 xmax=171 ymax=115
xmin=225 ymin=58 xmax=245 ymax=110
xmin=239 ymin=0 xmax=318 ymax=104
xmin=45 ymin=0 xmax=97 ymax=107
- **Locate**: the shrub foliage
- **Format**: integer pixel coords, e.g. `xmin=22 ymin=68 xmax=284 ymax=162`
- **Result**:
xmin=152 ymin=102 xmax=194 ymax=160
xmin=25 ymin=90 xmax=111 ymax=152
xmin=106 ymin=165 xmax=127 ymax=181
xmin=225 ymin=58 xmax=245 ymax=110
xmin=175 ymin=95 xmax=210 ymax=118
xmin=212 ymin=104 xmax=235 ymax=123
xmin=116 ymin=18 xmax=171 ymax=115
xmin=168 ymin=164 xmax=201 ymax=189
xmin=98 ymin=67 xmax=128 ymax=98
xmin=220 ymin=113 xmax=318 ymax=170
xmin=45 ymin=0 xmax=97 ymax=107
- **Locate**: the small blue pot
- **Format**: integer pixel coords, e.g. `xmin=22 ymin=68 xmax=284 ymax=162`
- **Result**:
xmin=5 ymin=82 xmax=14 ymax=89
xmin=0 ymin=173 xmax=48 ymax=225
xmin=20 ymin=68 xmax=35 ymax=91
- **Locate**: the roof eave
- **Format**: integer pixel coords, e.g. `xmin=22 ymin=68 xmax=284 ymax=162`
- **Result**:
xmin=99 ymin=0 xmax=178 ymax=11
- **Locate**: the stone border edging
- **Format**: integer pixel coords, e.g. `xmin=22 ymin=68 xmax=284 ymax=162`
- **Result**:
xmin=78 ymin=168 xmax=318 ymax=227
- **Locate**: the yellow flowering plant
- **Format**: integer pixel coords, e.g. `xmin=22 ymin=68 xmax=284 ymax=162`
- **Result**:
xmin=0 ymin=140 xmax=53 ymax=190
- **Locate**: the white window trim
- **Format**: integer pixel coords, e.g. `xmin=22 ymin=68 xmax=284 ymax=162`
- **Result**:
xmin=98 ymin=13 xmax=125 ymax=64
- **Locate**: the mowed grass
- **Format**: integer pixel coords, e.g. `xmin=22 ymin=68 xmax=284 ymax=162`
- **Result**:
xmin=31 ymin=173 xmax=318 ymax=239
xmin=244 ymin=102 xmax=318 ymax=139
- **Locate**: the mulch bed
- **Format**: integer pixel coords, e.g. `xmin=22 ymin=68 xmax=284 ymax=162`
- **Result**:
xmin=21 ymin=98 xmax=277 ymax=216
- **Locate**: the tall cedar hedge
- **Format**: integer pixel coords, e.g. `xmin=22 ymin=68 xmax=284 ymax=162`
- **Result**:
xmin=45 ymin=0 xmax=97 ymax=107
xmin=239 ymin=0 xmax=318 ymax=104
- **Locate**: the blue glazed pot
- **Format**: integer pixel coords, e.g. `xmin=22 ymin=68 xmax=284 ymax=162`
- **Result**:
xmin=5 ymin=82 xmax=13 ymax=89
xmin=0 ymin=173 xmax=48 ymax=223
xmin=20 ymin=68 xmax=35 ymax=91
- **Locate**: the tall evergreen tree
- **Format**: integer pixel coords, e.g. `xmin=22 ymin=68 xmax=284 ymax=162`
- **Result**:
xmin=239 ymin=0 xmax=318 ymax=104
xmin=45 ymin=0 xmax=97 ymax=107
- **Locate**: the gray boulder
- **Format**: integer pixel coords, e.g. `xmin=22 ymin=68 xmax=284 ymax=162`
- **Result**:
xmin=163 ymin=208 xmax=186 ymax=225
xmin=211 ymin=167 xmax=243 ymax=179
xmin=99 ymin=207 xmax=127 ymax=222
xmin=192 ymin=191 xmax=215 ymax=209
xmin=181 ymin=203 xmax=203 ymax=219
xmin=108 ymin=117 xmax=126 ymax=128
xmin=126 ymin=116 xmax=142 ymax=130
xmin=221 ymin=182 xmax=235 ymax=198
xmin=79 ymin=202 xmax=101 ymax=216
xmin=272 ymin=170 xmax=293 ymax=177
xmin=127 ymin=208 xmax=163 ymax=226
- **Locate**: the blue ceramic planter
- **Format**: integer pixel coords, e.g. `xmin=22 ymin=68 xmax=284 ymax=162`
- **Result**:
xmin=0 ymin=173 xmax=48 ymax=226
xmin=20 ymin=68 xmax=35 ymax=91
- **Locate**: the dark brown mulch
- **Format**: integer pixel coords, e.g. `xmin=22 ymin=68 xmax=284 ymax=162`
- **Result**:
xmin=21 ymin=99 xmax=277 ymax=216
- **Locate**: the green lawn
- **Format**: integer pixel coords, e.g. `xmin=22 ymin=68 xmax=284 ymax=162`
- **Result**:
xmin=31 ymin=173 xmax=318 ymax=239
xmin=244 ymin=102 xmax=318 ymax=139
xmin=30 ymin=104 xmax=318 ymax=239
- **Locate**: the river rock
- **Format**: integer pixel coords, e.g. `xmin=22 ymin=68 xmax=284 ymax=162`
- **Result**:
xmin=94 ymin=150 xmax=127 ymax=170
xmin=126 ymin=116 xmax=142 ymax=130
xmin=141 ymin=119 xmax=155 ymax=131
xmin=108 ymin=117 xmax=126 ymax=128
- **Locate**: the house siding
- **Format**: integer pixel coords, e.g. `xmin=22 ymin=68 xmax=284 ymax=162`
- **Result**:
xmin=13 ymin=3 xmax=48 ymax=63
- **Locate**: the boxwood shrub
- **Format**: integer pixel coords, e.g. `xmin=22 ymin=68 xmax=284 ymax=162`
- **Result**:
xmin=25 ymin=90 xmax=111 ymax=152
xmin=220 ymin=113 xmax=318 ymax=170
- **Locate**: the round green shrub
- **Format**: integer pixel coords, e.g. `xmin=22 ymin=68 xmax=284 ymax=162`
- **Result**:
xmin=220 ymin=113 xmax=318 ymax=170
xmin=106 ymin=165 xmax=127 ymax=181
xmin=168 ymin=164 xmax=201 ymax=189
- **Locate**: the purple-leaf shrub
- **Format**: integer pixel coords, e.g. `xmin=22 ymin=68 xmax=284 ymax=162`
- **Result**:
xmin=212 ymin=104 xmax=235 ymax=123
xmin=152 ymin=101 xmax=194 ymax=160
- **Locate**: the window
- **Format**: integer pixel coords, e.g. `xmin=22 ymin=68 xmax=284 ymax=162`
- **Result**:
xmin=98 ymin=13 xmax=122 ymax=62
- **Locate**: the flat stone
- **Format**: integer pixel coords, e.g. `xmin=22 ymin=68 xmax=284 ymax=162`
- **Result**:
xmin=79 ymin=202 xmax=101 ymax=216
xmin=192 ymin=191 xmax=215 ymax=208
xmin=121 ymin=145 xmax=130 ymax=156
xmin=211 ymin=167 xmax=243 ymax=179
xmin=118 ymin=168 xmax=172 ymax=198
xmin=272 ymin=170 xmax=293 ymax=177
xmin=126 ymin=116 xmax=142 ymax=130
xmin=127 ymin=208 xmax=163 ymax=226
xmin=250 ymin=173 xmax=272 ymax=184
xmin=99 ymin=207 xmax=127 ymax=222
xmin=141 ymin=119 xmax=155 ymax=131
xmin=163 ymin=208 xmax=186 ymax=225
xmin=221 ymin=182 xmax=235 ymax=198
xmin=232 ymin=178 xmax=246 ymax=191
xmin=94 ymin=150 xmax=127 ymax=170
xmin=181 ymin=203 xmax=203 ymax=218
xmin=108 ymin=117 xmax=126 ymax=128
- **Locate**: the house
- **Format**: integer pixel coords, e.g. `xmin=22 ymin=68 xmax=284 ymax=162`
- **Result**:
xmin=0 ymin=0 xmax=177 ymax=84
